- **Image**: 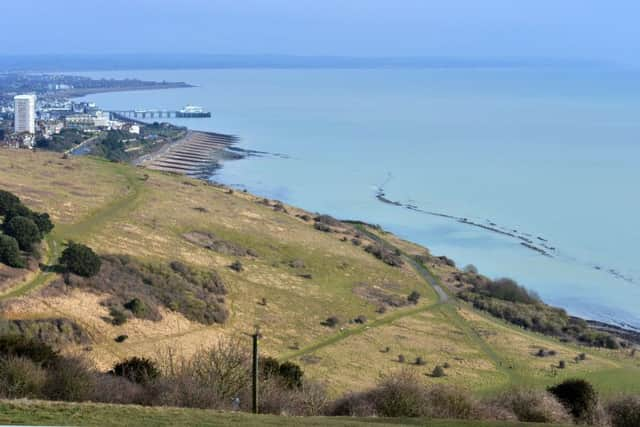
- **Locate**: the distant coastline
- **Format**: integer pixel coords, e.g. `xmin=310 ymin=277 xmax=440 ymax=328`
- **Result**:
xmin=63 ymin=81 xmax=194 ymax=98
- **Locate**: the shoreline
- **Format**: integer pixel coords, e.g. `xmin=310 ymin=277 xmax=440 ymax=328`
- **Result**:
xmin=59 ymin=82 xmax=194 ymax=98
xmin=74 ymin=73 xmax=640 ymax=342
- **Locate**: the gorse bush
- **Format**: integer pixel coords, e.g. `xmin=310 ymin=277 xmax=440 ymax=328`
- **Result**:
xmin=60 ymin=242 xmax=101 ymax=277
xmin=112 ymin=357 xmax=160 ymax=384
xmin=548 ymin=378 xmax=599 ymax=423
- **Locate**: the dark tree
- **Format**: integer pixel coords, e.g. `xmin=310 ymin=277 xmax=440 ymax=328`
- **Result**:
xmin=60 ymin=242 xmax=101 ymax=277
xmin=0 ymin=190 xmax=21 ymax=216
xmin=4 ymin=216 xmax=41 ymax=251
xmin=31 ymin=212 xmax=54 ymax=235
xmin=0 ymin=234 xmax=24 ymax=268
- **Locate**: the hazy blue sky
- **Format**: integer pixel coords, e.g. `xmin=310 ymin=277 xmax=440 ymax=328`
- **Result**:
xmin=3 ymin=0 xmax=639 ymax=65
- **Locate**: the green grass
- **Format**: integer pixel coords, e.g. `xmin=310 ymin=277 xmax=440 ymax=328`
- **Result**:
xmin=0 ymin=400 xmax=570 ymax=427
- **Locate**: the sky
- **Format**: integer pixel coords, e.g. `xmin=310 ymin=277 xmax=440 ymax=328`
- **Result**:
xmin=2 ymin=0 xmax=639 ymax=66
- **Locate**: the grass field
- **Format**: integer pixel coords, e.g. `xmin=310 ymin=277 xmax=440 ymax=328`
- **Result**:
xmin=0 ymin=400 xmax=571 ymax=427
xmin=0 ymin=149 xmax=639 ymax=398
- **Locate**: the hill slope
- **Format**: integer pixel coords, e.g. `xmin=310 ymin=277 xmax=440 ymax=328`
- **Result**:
xmin=0 ymin=149 xmax=639 ymax=396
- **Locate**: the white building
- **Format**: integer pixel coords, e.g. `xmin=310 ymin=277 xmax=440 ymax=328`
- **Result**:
xmin=14 ymin=94 xmax=37 ymax=134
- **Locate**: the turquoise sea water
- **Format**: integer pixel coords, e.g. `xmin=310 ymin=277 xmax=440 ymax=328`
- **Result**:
xmin=76 ymin=68 xmax=640 ymax=329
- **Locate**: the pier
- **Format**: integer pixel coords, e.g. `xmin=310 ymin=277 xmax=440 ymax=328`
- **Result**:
xmin=142 ymin=131 xmax=237 ymax=177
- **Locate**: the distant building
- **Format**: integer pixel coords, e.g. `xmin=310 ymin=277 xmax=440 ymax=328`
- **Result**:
xmin=129 ymin=125 xmax=140 ymax=134
xmin=14 ymin=94 xmax=36 ymax=134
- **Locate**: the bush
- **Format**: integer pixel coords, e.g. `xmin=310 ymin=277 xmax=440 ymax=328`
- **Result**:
xmin=3 ymin=216 xmax=41 ymax=251
xmin=0 ymin=335 xmax=59 ymax=366
xmin=278 ymin=361 xmax=304 ymax=389
xmin=31 ymin=212 xmax=54 ymax=235
xmin=313 ymin=222 xmax=332 ymax=232
xmin=43 ymin=356 xmax=96 ymax=402
xmin=491 ymin=388 xmax=572 ymax=423
xmin=364 ymin=244 xmax=404 ymax=267
xmin=480 ymin=278 xmax=540 ymax=304
xmin=0 ymin=234 xmax=24 ymax=268
xmin=124 ymin=297 xmax=147 ymax=317
xmin=371 ymin=369 xmax=428 ymax=417
xmin=229 ymin=260 xmax=244 ymax=272
xmin=408 ymin=291 xmax=421 ymax=304
xmin=415 ymin=357 xmax=426 ymax=366
xmin=261 ymin=357 xmax=304 ymax=389
xmin=112 ymin=357 xmax=160 ymax=384
xmin=432 ymin=365 xmax=446 ymax=377
xmin=608 ymin=395 xmax=640 ymax=427
xmin=424 ymin=384 xmax=476 ymax=420
xmin=330 ymin=392 xmax=376 ymax=417
xmin=60 ymin=242 xmax=101 ymax=277
xmin=109 ymin=307 xmax=128 ymax=325
xmin=0 ymin=190 xmax=21 ymax=216
xmin=115 ymin=334 xmax=128 ymax=343
xmin=548 ymin=378 xmax=599 ymax=423
xmin=322 ymin=316 xmax=339 ymax=328
xmin=0 ymin=356 xmax=47 ymax=398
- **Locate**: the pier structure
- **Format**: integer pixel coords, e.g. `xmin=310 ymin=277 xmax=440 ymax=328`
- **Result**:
xmin=109 ymin=109 xmax=211 ymax=119
xmin=142 ymin=131 xmax=236 ymax=177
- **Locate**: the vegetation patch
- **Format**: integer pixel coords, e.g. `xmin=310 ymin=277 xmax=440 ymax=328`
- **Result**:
xmin=51 ymin=255 xmax=228 ymax=325
xmin=0 ymin=318 xmax=90 ymax=347
xmin=182 ymin=231 xmax=257 ymax=257
xmin=459 ymin=272 xmax=624 ymax=349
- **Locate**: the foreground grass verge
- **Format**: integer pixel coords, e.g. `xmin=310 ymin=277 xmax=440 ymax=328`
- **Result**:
xmin=0 ymin=400 xmax=570 ymax=427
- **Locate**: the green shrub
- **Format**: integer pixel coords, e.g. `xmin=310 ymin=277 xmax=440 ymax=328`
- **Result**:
xmin=278 ymin=361 xmax=304 ymax=389
xmin=0 ymin=234 xmax=24 ymax=268
xmin=229 ymin=260 xmax=243 ymax=272
xmin=432 ymin=365 xmax=446 ymax=377
xmin=0 ymin=190 xmax=21 ymax=216
xmin=3 ymin=216 xmax=41 ymax=251
xmin=112 ymin=357 xmax=160 ymax=384
xmin=548 ymin=378 xmax=598 ymax=422
xmin=60 ymin=242 xmax=101 ymax=277
xmin=260 ymin=357 xmax=304 ymax=388
xmin=608 ymin=395 xmax=640 ymax=427
xmin=109 ymin=307 xmax=128 ymax=325
xmin=124 ymin=298 xmax=147 ymax=317
xmin=31 ymin=212 xmax=54 ymax=235
xmin=0 ymin=335 xmax=59 ymax=366
xmin=0 ymin=356 xmax=47 ymax=398
xmin=408 ymin=291 xmax=421 ymax=304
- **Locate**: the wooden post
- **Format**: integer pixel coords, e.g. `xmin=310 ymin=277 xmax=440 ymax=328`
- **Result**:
xmin=252 ymin=330 xmax=259 ymax=414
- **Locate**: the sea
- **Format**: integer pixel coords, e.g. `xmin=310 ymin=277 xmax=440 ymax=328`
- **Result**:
xmin=74 ymin=67 xmax=640 ymax=330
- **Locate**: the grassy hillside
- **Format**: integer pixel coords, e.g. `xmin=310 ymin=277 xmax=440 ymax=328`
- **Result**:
xmin=0 ymin=400 xmax=570 ymax=427
xmin=0 ymin=149 xmax=639 ymax=397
